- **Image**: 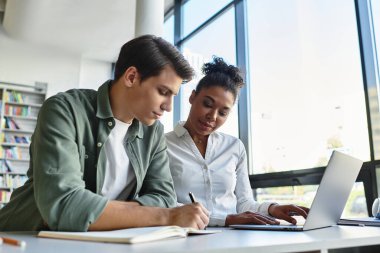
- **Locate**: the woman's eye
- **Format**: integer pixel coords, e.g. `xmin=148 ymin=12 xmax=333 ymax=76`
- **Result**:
xmin=203 ymin=101 xmax=212 ymax=108
xmin=219 ymin=111 xmax=228 ymax=117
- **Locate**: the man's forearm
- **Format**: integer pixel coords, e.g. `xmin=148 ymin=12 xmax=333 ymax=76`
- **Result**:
xmin=88 ymin=200 xmax=170 ymax=231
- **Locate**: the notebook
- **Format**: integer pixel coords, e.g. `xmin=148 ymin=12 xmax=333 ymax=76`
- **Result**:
xmin=338 ymin=217 xmax=380 ymax=227
xmin=38 ymin=226 xmax=221 ymax=244
xmin=230 ymin=151 xmax=363 ymax=231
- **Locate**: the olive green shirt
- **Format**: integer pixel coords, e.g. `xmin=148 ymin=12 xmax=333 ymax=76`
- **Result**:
xmin=0 ymin=80 xmax=177 ymax=231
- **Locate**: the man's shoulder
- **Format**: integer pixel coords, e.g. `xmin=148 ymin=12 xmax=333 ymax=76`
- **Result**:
xmin=44 ymin=89 xmax=98 ymax=110
xmin=51 ymin=88 xmax=97 ymax=102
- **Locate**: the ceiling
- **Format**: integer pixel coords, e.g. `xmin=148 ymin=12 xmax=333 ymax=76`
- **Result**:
xmin=1 ymin=0 xmax=174 ymax=62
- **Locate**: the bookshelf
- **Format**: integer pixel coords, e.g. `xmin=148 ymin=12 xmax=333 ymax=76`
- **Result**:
xmin=0 ymin=81 xmax=47 ymax=207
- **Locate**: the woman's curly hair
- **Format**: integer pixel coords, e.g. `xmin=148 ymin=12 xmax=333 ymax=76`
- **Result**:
xmin=195 ymin=56 xmax=244 ymax=101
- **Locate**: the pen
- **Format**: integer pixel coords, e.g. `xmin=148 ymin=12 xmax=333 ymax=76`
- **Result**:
xmin=1 ymin=237 xmax=26 ymax=247
xmin=189 ymin=192 xmax=196 ymax=203
xmin=188 ymin=192 xmax=206 ymax=230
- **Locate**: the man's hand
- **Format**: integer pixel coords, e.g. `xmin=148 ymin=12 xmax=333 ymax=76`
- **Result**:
xmin=225 ymin=211 xmax=280 ymax=226
xmin=268 ymin=204 xmax=309 ymax=225
xmin=168 ymin=203 xmax=209 ymax=229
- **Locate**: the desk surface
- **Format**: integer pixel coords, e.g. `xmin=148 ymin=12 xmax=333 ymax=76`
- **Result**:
xmin=1 ymin=225 xmax=380 ymax=253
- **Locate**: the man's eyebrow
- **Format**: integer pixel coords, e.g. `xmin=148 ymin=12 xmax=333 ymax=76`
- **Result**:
xmin=160 ymin=85 xmax=178 ymax=96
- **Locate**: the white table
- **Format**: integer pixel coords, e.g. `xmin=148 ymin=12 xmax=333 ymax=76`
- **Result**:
xmin=1 ymin=226 xmax=380 ymax=253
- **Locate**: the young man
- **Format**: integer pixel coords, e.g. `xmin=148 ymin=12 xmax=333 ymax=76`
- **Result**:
xmin=0 ymin=35 xmax=209 ymax=231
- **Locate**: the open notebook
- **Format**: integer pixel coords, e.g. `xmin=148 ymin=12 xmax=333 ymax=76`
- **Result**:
xmin=38 ymin=226 xmax=221 ymax=244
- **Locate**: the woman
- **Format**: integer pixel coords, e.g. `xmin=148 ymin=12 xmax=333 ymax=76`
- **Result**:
xmin=165 ymin=57 xmax=308 ymax=226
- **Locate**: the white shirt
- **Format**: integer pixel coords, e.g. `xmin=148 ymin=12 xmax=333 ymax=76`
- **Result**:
xmin=165 ymin=122 xmax=273 ymax=226
xmin=101 ymin=118 xmax=135 ymax=199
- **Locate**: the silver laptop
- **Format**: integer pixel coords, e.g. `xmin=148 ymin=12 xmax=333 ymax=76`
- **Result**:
xmin=230 ymin=151 xmax=363 ymax=231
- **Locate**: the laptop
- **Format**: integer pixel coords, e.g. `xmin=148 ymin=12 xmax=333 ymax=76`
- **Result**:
xmin=230 ymin=151 xmax=363 ymax=231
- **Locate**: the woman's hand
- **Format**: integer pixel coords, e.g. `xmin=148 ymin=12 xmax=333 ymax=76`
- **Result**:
xmin=225 ymin=211 xmax=280 ymax=226
xmin=268 ymin=204 xmax=309 ymax=225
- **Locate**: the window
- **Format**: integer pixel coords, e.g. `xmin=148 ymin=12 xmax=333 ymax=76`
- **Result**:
xmin=370 ymin=0 xmax=380 ymax=158
xmin=161 ymin=14 xmax=175 ymax=132
xmin=247 ymin=0 xmax=369 ymax=174
xmin=169 ymin=0 xmax=379 ymax=218
xmin=246 ymin=0 xmax=368 ymax=217
xmin=182 ymin=0 xmax=232 ymax=38
xmin=180 ymin=7 xmax=239 ymax=137
xmin=163 ymin=14 xmax=175 ymax=45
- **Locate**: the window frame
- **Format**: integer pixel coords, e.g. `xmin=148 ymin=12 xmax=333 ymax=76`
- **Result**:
xmin=168 ymin=0 xmax=379 ymax=215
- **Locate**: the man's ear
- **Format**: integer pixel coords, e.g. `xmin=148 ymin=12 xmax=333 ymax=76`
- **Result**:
xmin=189 ymin=90 xmax=196 ymax=104
xmin=123 ymin=66 xmax=139 ymax=87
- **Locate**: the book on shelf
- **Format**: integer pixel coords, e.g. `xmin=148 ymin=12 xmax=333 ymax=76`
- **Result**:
xmin=0 ymin=174 xmax=27 ymax=188
xmin=3 ymin=117 xmax=20 ymax=130
xmin=339 ymin=217 xmax=380 ymax=227
xmin=5 ymin=104 xmax=31 ymax=117
xmin=5 ymin=90 xmax=26 ymax=103
xmin=3 ymin=134 xmax=31 ymax=144
xmin=0 ymin=159 xmax=27 ymax=174
xmin=3 ymin=160 xmax=13 ymax=172
xmin=38 ymin=226 xmax=221 ymax=244
xmin=0 ymin=190 xmax=11 ymax=202
xmin=0 ymin=160 xmax=9 ymax=173
xmin=5 ymin=147 xmax=24 ymax=160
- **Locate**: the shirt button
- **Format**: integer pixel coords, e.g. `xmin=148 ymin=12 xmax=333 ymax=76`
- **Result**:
xmin=97 ymin=142 xmax=102 ymax=147
xmin=108 ymin=121 xmax=113 ymax=127
xmin=84 ymin=154 xmax=88 ymax=159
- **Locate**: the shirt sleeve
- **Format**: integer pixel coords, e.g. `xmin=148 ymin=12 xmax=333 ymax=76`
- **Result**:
xmin=134 ymin=123 xmax=177 ymax=208
xmin=209 ymin=215 xmax=227 ymax=227
xmin=235 ymin=140 xmax=275 ymax=216
xmin=32 ymin=97 xmax=108 ymax=231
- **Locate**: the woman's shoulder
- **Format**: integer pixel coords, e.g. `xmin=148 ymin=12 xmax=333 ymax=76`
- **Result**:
xmin=165 ymin=130 xmax=177 ymax=141
xmin=213 ymin=131 xmax=243 ymax=147
xmin=165 ymin=122 xmax=187 ymax=141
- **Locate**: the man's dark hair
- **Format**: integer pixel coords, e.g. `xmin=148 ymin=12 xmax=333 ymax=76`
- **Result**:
xmin=195 ymin=56 xmax=244 ymax=102
xmin=114 ymin=35 xmax=194 ymax=82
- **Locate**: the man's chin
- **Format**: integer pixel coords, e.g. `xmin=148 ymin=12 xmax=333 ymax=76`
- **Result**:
xmin=139 ymin=118 xmax=156 ymax=126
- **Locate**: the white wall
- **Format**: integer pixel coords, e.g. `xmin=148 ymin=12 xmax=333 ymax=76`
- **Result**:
xmin=79 ymin=58 xmax=113 ymax=90
xmin=0 ymin=27 xmax=112 ymax=98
